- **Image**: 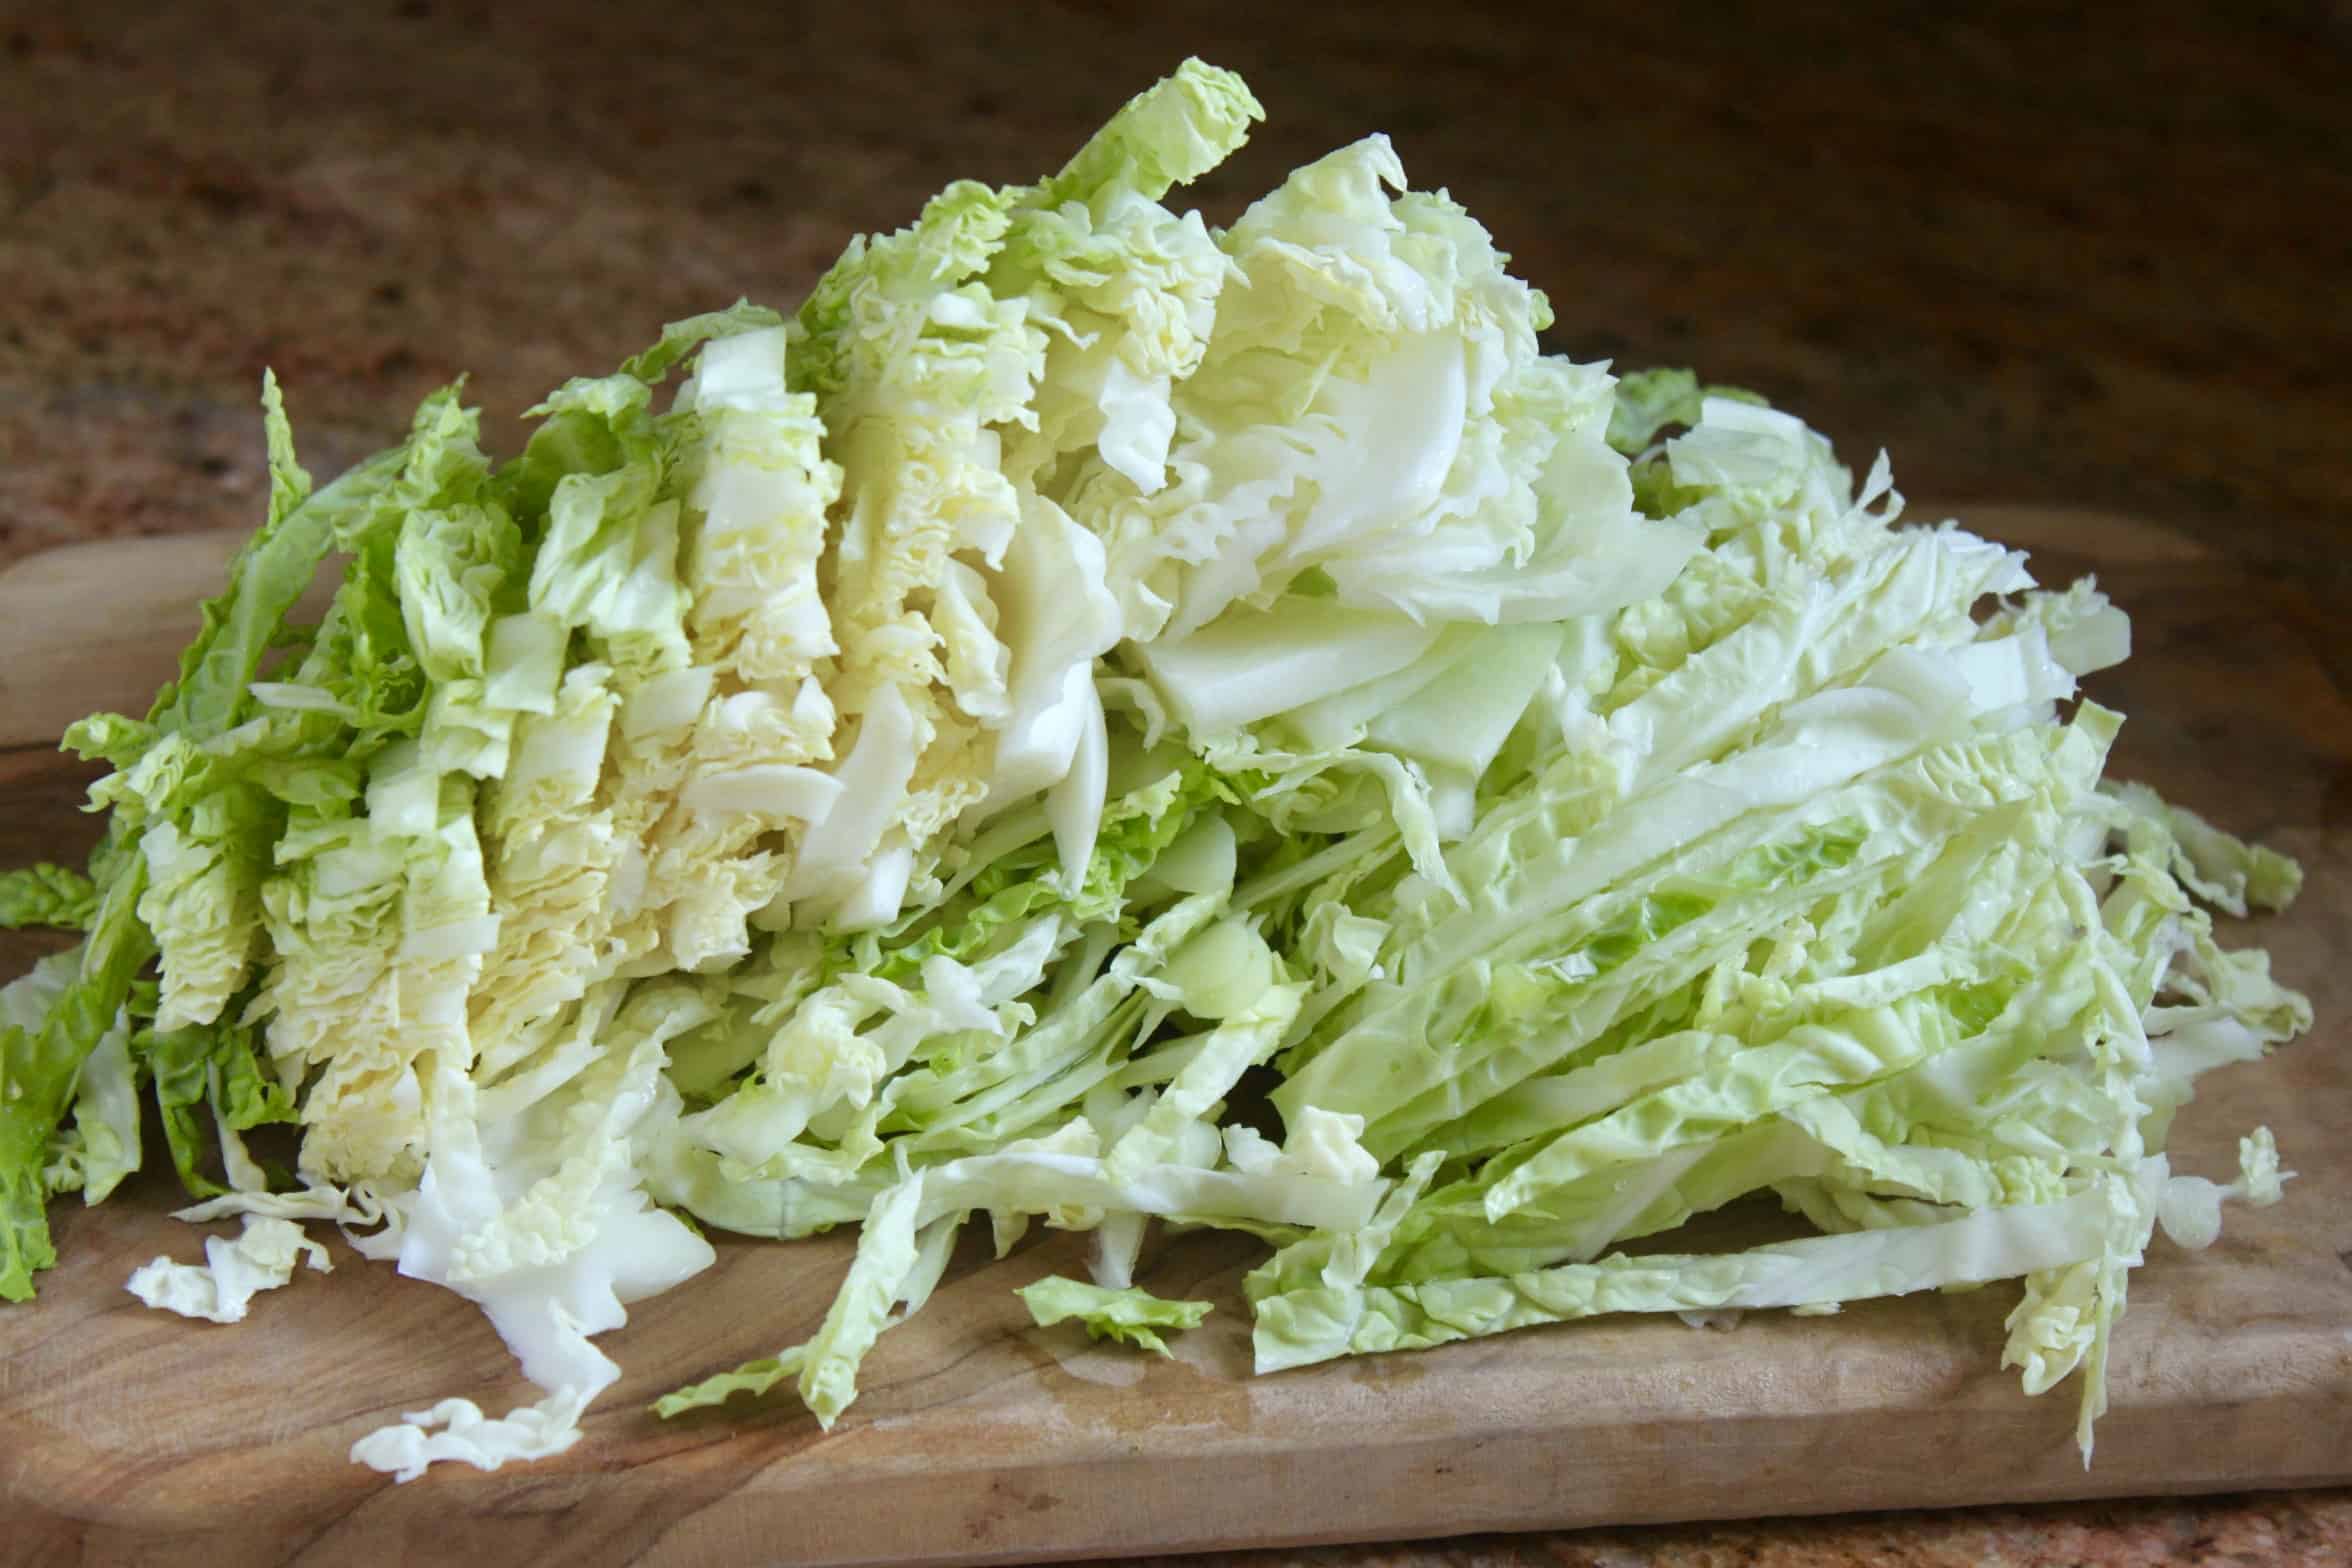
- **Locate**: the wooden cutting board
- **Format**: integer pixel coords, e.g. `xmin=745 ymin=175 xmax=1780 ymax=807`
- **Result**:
xmin=3 ymin=509 xmax=2347 ymax=1568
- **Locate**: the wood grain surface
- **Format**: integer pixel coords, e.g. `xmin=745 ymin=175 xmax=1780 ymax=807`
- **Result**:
xmin=1 ymin=506 xmax=2345 ymax=1567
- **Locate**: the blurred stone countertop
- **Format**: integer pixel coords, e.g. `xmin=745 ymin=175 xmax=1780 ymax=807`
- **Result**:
xmin=3 ymin=1 xmax=2346 ymax=1563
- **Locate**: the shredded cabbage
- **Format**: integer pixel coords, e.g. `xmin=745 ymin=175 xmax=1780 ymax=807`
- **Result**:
xmin=1018 ymin=1274 xmax=1213 ymax=1356
xmin=0 ymin=61 xmax=2311 ymax=1480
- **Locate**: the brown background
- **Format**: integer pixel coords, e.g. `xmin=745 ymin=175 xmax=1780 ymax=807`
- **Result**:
xmin=2 ymin=0 xmax=2347 ymax=1562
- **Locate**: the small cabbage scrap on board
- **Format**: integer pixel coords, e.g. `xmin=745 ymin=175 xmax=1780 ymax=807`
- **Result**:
xmin=0 ymin=60 xmax=2312 ymax=1477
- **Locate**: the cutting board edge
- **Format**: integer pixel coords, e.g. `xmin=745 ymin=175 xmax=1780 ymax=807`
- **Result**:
xmin=980 ymin=1466 xmax=2352 ymax=1568
xmin=667 ymin=1384 xmax=2352 ymax=1565
xmin=1004 ymin=1470 xmax=2352 ymax=1568
xmin=10 ymin=1361 xmax=2349 ymax=1558
xmin=11 ymin=1392 xmax=2349 ymax=1568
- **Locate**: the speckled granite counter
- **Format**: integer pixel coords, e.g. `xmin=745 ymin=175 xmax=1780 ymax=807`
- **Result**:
xmin=3 ymin=0 xmax=2346 ymax=1561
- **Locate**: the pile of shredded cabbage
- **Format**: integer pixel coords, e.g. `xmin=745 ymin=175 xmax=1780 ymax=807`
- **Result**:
xmin=0 ymin=61 xmax=2310 ymax=1481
